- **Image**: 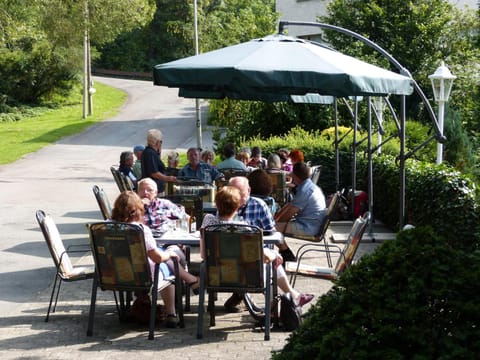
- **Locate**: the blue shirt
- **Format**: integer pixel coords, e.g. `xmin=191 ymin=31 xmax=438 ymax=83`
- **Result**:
xmin=291 ymin=178 xmax=326 ymax=235
xmin=217 ymin=157 xmax=247 ymax=171
xmin=178 ymin=162 xmax=223 ymax=184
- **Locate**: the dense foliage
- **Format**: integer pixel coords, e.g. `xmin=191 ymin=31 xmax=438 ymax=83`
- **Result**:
xmin=95 ymin=0 xmax=278 ymax=70
xmin=241 ymin=126 xmax=480 ymax=245
xmin=272 ymin=226 xmax=480 ymax=359
xmin=321 ymin=0 xmax=480 ymax=169
xmin=0 ymin=0 xmax=155 ymax=107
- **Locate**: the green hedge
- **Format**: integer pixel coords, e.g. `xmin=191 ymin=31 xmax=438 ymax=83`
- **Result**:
xmin=272 ymin=227 xmax=480 ymax=359
xmin=242 ymin=127 xmax=480 ymax=250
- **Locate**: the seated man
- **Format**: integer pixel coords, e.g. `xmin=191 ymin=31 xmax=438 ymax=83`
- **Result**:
xmin=138 ymin=178 xmax=186 ymax=232
xmin=216 ymin=142 xmax=247 ymax=172
xmin=275 ymin=162 xmax=327 ymax=238
xmin=178 ymin=147 xmax=224 ymax=184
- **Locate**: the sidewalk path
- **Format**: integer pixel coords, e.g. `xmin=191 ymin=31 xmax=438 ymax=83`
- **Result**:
xmin=0 ymin=78 xmax=381 ymax=359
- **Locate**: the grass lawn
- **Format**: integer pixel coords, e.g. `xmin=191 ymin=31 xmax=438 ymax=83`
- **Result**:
xmin=0 ymin=82 xmax=127 ymax=165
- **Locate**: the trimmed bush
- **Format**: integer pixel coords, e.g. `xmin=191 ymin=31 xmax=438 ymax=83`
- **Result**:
xmin=272 ymin=227 xmax=480 ymax=360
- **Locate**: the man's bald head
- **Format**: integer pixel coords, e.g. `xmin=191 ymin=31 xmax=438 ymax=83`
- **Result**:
xmin=228 ymin=176 xmax=250 ymax=206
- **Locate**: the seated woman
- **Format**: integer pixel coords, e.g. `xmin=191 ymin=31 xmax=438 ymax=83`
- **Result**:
xmin=277 ymin=148 xmax=293 ymax=172
xmin=200 ymin=186 xmax=314 ymax=309
xmin=111 ymin=191 xmax=199 ymax=327
xmin=118 ymin=151 xmax=138 ymax=189
xmin=247 ymin=169 xmax=279 ymax=215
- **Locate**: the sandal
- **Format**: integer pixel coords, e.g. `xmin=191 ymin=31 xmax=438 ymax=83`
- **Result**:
xmin=165 ymin=314 xmax=177 ymax=328
xmin=188 ymin=276 xmax=200 ymax=295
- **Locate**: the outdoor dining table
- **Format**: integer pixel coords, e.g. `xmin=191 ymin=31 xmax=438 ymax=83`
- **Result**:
xmin=154 ymin=228 xmax=284 ymax=247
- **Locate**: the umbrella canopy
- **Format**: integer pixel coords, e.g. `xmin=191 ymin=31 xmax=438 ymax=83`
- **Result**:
xmin=154 ymin=34 xmax=414 ymax=99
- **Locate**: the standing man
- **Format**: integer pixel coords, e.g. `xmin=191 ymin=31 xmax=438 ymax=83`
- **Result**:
xmin=178 ymin=147 xmax=223 ymax=184
xmin=141 ymin=129 xmax=176 ymax=195
xmin=275 ymin=162 xmax=327 ymax=239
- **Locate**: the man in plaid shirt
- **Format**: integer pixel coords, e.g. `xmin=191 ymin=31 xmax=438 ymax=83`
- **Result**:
xmin=138 ymin=178 xmax=185 ymax=232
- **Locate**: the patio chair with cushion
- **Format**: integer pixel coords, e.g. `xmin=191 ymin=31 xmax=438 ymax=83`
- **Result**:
xmin=87 ymin=221 xmax=184 ymax=340
xmin=35 ymin=210 xmax=95 ymax=322
xmin=197 ymin=223 xmax=274 ymax=341
xmin=285 ymin=212 xmax=370 ymax=287
xmin=92 ymin=185 xmax=112 ymax=220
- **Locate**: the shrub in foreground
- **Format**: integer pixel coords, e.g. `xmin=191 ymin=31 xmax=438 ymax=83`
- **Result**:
xmin=272 ymin=227 xmax=480 ymax=360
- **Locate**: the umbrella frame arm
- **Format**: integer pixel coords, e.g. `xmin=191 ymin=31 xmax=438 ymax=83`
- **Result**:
xmin=278 ymin=20 xmax=445 ymax=144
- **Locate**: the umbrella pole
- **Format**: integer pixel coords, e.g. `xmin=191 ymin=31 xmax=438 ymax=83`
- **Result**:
xmin=367 ymin=97 xmax=374 ymax=239
xmin=334 ymin=98 xmax=340 ymax=191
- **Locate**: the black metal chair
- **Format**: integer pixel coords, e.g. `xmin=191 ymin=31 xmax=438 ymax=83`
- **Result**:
xmin=92 ymin=185 xmax=112 ymax=220
xmin=35 ymin=210 xmax=94 ymax=322
xmin=87 ymin=222 xmax=184 ymax=339
xmin=285 ymin=212 xmax=371 ymax=286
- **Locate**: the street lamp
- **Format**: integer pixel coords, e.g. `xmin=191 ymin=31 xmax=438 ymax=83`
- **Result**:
xmin=428 ymin=61 xmax=456 ymax=164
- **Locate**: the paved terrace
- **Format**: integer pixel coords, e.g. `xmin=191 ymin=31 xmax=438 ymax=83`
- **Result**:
xmin=0 ymin=77 xmax=388 ymax=359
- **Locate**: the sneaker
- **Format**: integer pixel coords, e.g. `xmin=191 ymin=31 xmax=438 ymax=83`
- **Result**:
xmin=279 ymin=247 xmax=296 ymax=262
xmin=224 ymin=292 xmax=244 ymax=313
xmin=297 ymin=293 xmax=314 ymax=307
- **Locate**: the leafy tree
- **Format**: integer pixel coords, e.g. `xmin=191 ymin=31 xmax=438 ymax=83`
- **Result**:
xmin=0 ymin=0 xmax=156 ymax=105
xmin=320 ymin=0 xmax=480 ymax=154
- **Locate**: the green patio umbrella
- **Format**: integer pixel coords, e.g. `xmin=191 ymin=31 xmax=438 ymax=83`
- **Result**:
xmin=153 ymin=34 xmax=413 ymax=99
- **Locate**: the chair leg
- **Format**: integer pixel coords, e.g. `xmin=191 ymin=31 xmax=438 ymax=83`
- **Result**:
xmin=52 ymin=275 xmax=63 ymax=314
xmin=264 ymin=265 xmax=271 ymax=341
xmin=87 ymin=277 xmax=98 ymax=336
xmin=323 ymin=236 xmax=333 ymax=268
xmin=45 ymin=274 xmax=60 ymax=322
xmin=196 ymin=265 xmax=205 ymax=339
xmin=208 ymin=290 xmax=216 ymax=327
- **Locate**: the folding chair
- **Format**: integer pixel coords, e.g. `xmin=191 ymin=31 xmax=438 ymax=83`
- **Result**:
xmin=197 ymin=224 xmax=274 ymax=341
xmin=87 ymin=222 xmax=184 ymax=340
xmin=35 ymin=210 xmax=95 ymax=322
xmin=92 ymin=185 xmax=112 ymax=220
xmin=286 ymin=212 xmax=370 ymax=287
xmin=286 ymin=191 xmax=341 ymax=268
xmin=310 ymin=165 xmax=322 ymax=186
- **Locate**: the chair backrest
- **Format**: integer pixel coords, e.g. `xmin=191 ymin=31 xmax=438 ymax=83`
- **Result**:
xmin=88 ymin=222 xmax=152 ymax=292
xmin=334 ymin=211 xmax=370 ymax=275
xmin=221 ymin=168 xmax=248 ymax=180
xmin=314 ymin=191 xmax=340 ymax=238
xmin=203 ymin=224 xmax=265 ymax=292
xmin=110 ymin=166 xmax=124 ymax=192
xmin=310 ymin=165 xmax=322 ymax=185
xmin=266 ymin=171 xmax=288 ymax=207
xmin=36 ymin=210 xmax=74 ymax=276
xmin=119 ymin=172 xmax=135 ymax=191
xmin=163 ymin=195 xmax=203 ymax=231
xmin=92 ymin=185 xmax=112 ymax=220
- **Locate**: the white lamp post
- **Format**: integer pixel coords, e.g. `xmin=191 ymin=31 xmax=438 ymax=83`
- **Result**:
xmin=428 ymin=61 xmax=456 ymax=164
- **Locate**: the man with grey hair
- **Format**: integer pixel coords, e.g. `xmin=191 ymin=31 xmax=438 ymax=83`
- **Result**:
xmin=178 ymin=147 xmax=223 ymax=184
xmin=141 ymin=129 xmax=176 ymax=194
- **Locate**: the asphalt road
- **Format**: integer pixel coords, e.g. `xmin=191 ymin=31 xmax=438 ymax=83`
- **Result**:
xmin=0 ymin=77 xmax=212 ymax=316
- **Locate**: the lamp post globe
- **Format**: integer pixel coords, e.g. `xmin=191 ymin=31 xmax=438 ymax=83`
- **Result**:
xmin=428 ymin=61 xmax=456 ymax=165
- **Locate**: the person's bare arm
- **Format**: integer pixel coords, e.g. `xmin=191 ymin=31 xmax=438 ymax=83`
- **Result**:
xmin=151 ymin=171 xmax=176 ymax=182
xmin=274 ymin=202 xmax=299 ymax=223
